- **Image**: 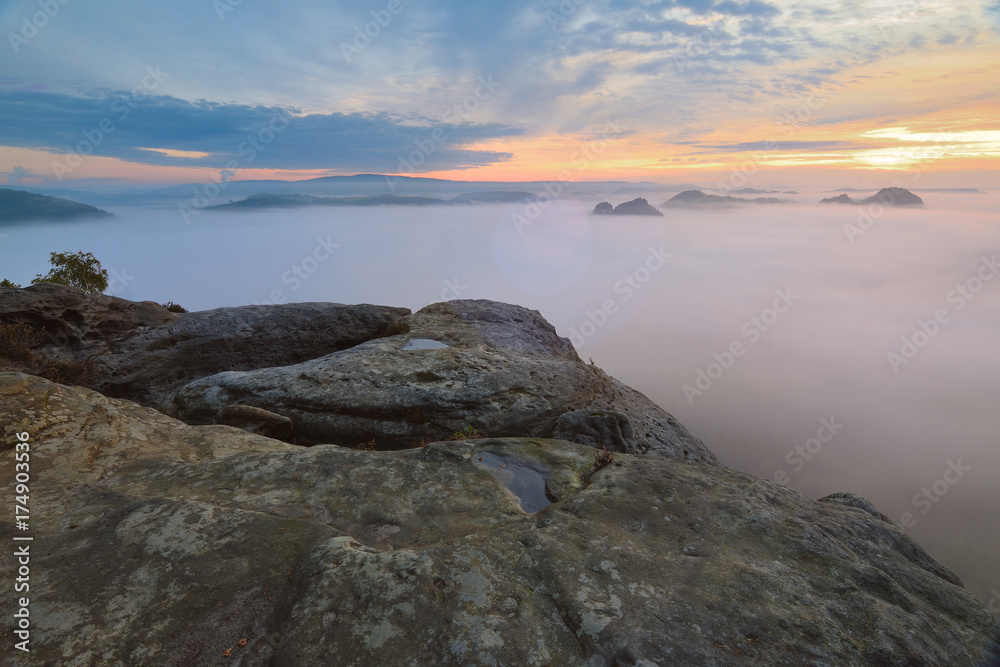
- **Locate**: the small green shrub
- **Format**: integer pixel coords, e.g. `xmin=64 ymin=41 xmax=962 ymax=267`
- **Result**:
xmin=447 ymin=426 xmax=482 ymax=441
xmin=0 ymin=322 xmax=46 ymax=362
xmin=37 ymin=357 xmax=96 ymax=386
xmin=405 ymin=408 xmax=428 ymax=424
xmin=384 ymin=321 xmax=411 ymax=336
xmin=0 ymin=279 xmax=21 ymax=288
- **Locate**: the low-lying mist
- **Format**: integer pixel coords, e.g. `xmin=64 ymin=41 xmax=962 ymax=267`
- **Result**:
xmin=3 ymin=189 xmax=998 ymax=603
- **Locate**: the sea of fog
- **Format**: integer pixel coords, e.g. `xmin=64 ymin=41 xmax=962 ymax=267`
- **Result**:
xmin=2 ymin=189 xmax=999 ymax=604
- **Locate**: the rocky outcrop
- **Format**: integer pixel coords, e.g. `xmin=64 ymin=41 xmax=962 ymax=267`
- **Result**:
xmin=861 ymin=187 xmax=924 ymax=206
xmin=820 ymin=193 xmax=854 ymax=205
xmin=169 ymin=300 xmax=714 ymax=462
xmin=612 ymin=197 xmax=663 ymax=216
xmin=2 ymin=372 xmax=997 ymax=666
xmin=0 ymin=287 xmax=706 ymax=460
xmin=0 ymin=283 xmax=177 ymax=352
xmin=820 ymin=187 xmax=924 ymax=207
xmin=592 ymin=198 xmax=663 ymax=216
xmin=88 ymin=301 xmax=410 ymax=408
xmin=0 ymin=283 xmax=410 ymax=408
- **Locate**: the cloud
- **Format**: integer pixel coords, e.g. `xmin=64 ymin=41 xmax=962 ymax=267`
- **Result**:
xmin=0 ymin=90 xmax=524 ymax=173
xmin=6 ymin=165 xmax=37 ymax=184
xmin=706 ymin=140 xmax=879 ymax=152
xmin=713 ymin=0 xmax=781 ymax=18
xmin=0 ymin=0 xmax=992 ymax=173
xmin=936 ymin=33 xmax=960 ymax=45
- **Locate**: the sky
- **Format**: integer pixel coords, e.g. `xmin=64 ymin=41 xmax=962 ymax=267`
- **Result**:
xmin=1 ymin=0 xmax=999 ymax=188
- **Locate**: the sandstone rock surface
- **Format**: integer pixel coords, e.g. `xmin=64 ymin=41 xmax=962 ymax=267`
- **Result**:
xmin=90 ymin=300 xmax=410 ymax=408
xmin=170 ymin=300 xmax=715 ymax=462
xmin=0 ymin=283 xmax=177 ymax=353
xmin=1 ymin=283 xmax=410 ymax=408
xmin=2 ymin=373 xmax=997 ymax=666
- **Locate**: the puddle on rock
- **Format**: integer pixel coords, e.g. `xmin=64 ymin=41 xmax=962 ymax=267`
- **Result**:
xmin=400 ymin=338 xmax=450 ymax=350
xmin=473 ymin=451 xmax=552 ymax=514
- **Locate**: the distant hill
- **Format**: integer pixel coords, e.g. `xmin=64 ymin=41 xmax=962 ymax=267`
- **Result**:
xmin=826 ymin=187 xmax=979 ymax=194
xmin=447 ymin=191 xmax=538 ymax=204
xmin=0 ymin=189 xmax=113 ymax=223
xmin=662 ymin=190 xmax=786 ymax=208
xmin=727 ymin=188 xmax=800 ymax=195
xmin=206 ymin=191 xmax=541 ymax=211
xmin=212 ymin=193 xmax=441 ymax=209
xmin=12 ymin=175 xmax=704 ymax=209
xmin=819 ymin=194 xmax=853 ymax=205
xmin=730 ymin=188 xmax=778 ymax=195
xmin=820 ymin=187 xmax=924 ymax=207
xmin=592 ymin=197 xmax=663 ymax=216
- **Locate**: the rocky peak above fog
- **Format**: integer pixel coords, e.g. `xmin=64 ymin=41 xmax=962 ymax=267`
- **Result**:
xmin=820 ymin=187 xmax=925 ymax=207
xmin=592 ymin=197 xmax=664 ymax=216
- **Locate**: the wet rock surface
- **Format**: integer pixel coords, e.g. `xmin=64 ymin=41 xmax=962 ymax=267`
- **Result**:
xmin=1 ymin=373 xmax=997 ymax=666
